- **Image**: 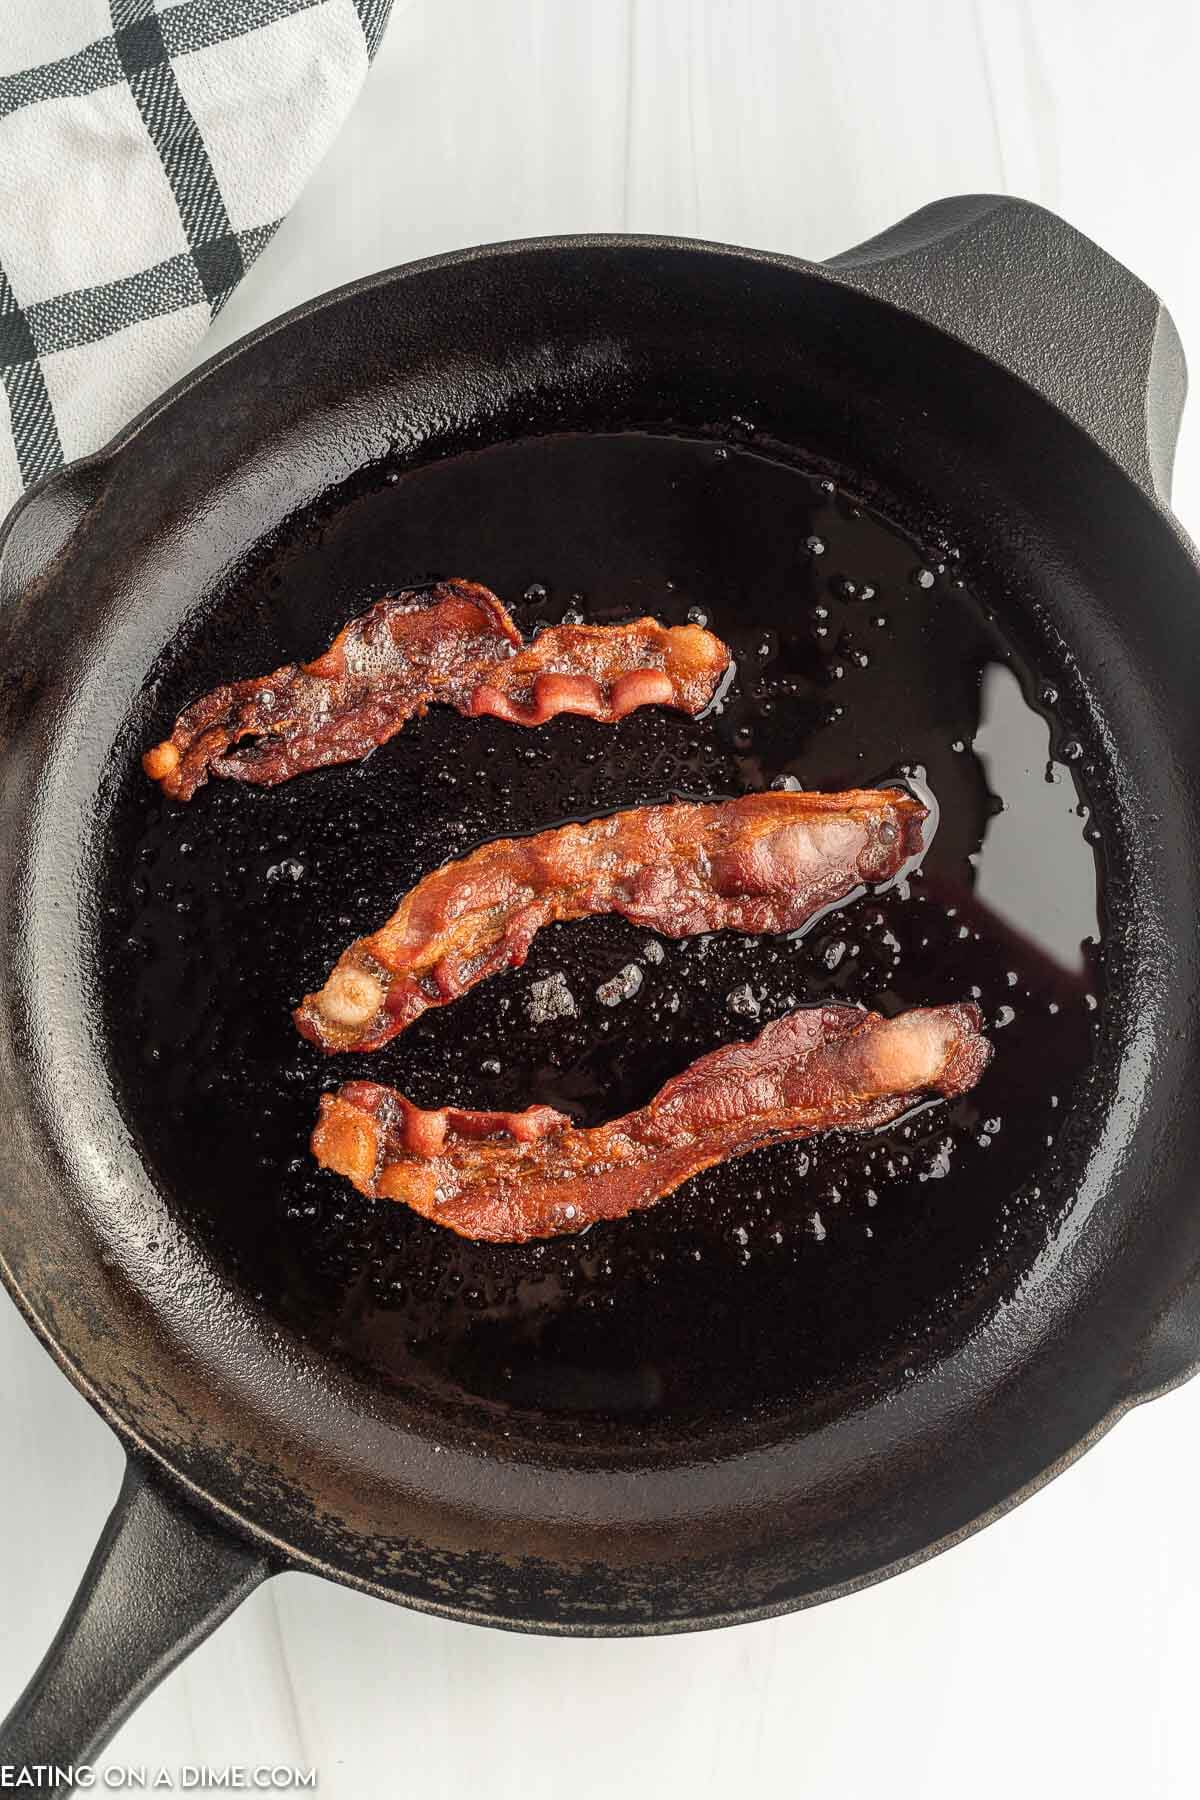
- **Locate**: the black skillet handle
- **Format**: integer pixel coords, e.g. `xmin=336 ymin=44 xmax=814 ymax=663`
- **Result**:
xmin=0 ymin=1456 xmax=271 ymax=1787
xmin=0 ymin=455 xmax=107 ymax=608
xmin=825 ymin=194 xmax=1187 ymax=505
xmin=0 ymin=456 xmax=111 ymax=736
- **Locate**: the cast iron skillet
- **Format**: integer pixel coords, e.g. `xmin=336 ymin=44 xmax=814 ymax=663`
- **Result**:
xmin=1 ymin=195 xmax=1199 ymax=1783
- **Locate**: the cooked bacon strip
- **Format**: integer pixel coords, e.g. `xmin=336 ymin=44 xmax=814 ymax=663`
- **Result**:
xmin=142 ymin=579 xmax=730 ymax=801
xmin=295 ymin=788 xmax=928 ymax=1052
xmin=311 ymin=1002 xmax=991 ymax=1241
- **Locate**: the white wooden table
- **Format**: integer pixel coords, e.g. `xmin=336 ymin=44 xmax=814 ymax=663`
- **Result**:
xmin=6 ymin=2 xmax=1200 ymax=1792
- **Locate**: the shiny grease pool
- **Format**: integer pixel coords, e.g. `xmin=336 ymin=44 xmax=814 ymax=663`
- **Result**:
xmin=98 ymin=431 xmax=1102 ymax=1446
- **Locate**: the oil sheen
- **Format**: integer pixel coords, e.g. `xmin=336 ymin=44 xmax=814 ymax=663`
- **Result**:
xmin=98 ymin=432 xmax=1104 ymax=1442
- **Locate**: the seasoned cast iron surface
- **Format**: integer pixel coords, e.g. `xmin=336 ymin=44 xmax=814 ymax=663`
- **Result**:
xmin=96 ymin=433 xmax=1102 ymax=1442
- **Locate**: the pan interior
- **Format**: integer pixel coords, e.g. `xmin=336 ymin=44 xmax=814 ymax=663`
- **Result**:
xmin=94 ymin=430 xmax=1102 ymax=1448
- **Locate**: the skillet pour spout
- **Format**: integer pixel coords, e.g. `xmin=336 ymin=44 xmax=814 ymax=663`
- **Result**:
xmin=2 ymin=196 xmax=1199 ymax=1785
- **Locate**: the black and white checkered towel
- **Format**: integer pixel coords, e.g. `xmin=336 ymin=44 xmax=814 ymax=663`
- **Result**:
xmin=0 ymin=0 xmax=392 ymax=518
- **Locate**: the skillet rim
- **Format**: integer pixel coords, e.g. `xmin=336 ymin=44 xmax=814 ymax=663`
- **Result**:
xmin=0 ymin=1232 xmax=1187 ymax=1636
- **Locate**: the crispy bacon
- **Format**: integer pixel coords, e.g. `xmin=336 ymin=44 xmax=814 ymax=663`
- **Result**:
xmin=295 ymin=789 xmax=928 ymax=1052
xmin=142 ymin=579 xmax=730 ymax=801
xmin=311 ymin=1002 xmax=991 ymax=1241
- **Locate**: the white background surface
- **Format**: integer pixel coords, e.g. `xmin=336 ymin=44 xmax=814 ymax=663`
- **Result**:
xmin=5 ymin=1 xmax=1200 ymax=1794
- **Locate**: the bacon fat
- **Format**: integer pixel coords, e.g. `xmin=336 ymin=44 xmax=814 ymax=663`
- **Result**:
xmin=310 ymin=1002 xmax=991 ymax=1240
xmin=295 ymin=789 xmax=928 ymax=1052
xmin=143 ymin=579 xmax=730 ymax=801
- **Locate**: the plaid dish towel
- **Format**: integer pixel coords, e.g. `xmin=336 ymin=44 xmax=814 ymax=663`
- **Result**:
xmin=0 ymin=0 xmax=392 ymax=518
